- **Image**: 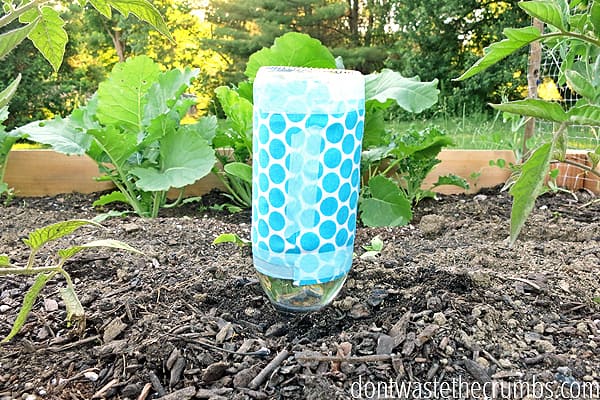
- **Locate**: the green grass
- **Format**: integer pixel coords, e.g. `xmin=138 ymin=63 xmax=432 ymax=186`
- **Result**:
xmin=388 ymin=112 xmax=599 ymax=154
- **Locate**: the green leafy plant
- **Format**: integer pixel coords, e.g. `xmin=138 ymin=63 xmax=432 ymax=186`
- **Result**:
xmin=213 ymin=232 xmax=251 ymax=247
xmin=0 ymin=219 xmax=141 ymax=343
xmin=213 ymin=32 xmax=447 ymax=225
xmin=0 ymin=0 xmax=171 ymax=200
xmin=360 ymin=127 xmax=469 ymax=227
xmin=16 ymin=56 xmax=217 ymax=217
xmin=456 ymin=0 xmax=600 ymax=243
xmin=360 ymin=235 xmax=384 ymax=260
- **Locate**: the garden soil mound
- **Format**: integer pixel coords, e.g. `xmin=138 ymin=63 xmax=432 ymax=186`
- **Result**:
xmin=1 ymin=188 xmax=599 ymax=399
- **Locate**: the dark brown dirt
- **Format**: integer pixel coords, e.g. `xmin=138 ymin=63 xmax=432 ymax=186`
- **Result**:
xmin=1 ymin=188 xmax=599 ymax=400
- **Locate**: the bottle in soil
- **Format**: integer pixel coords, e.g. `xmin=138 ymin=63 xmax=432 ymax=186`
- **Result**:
xmin=252 ymin=66 xmax=365 ymax=312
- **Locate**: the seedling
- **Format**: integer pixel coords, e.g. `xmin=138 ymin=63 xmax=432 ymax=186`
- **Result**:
xmin=213 ymin=233 xmax=251 ymax=248
xmin=0 ymin=219 xmax=141 ymax=343
xmin=360 ymin=236 xmax=384 ymax=261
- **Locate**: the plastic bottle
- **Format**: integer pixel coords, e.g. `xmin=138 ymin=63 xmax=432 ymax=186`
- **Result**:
xmin=252 ymin=66 xmax=365 ymax=312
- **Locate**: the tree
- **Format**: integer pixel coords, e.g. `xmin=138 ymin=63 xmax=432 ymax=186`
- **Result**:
xmin=205 ymin=0 xmax=393 ymax=83
xmin=386 ymin=0 xmax=530 ymax=115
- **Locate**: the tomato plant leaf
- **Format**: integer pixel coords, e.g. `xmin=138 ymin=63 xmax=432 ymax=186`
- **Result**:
xmin=245 ymin=32 xmax=336 ymax=80
xmin=88 ymin=0 xmax=112 ymax=18
xmin=96 ymin=56 xmax=160 ymax=132
xmin=565 ymin=70 xmax=597 ymax=100
xmin=0 ymin=254 xmax=9 ymax=267
xmin=19 ymin=6 xmax=67 ymax=72
xmin=491 ymin=99 xmax=568 ymax=123
xmin=0 ymin=74 xmax=21 ymax=108
xmin=105 ymin=0 xmax=172 ymax=42
xmin=23 ymin=220 xmax=101 ymax=252
xmin=2 ymin=273 xmax=52 ymax=343
xmin=365 ymin=69 xmax=439 ymax=114
xmin=591 ymin=1 xmax=600 ymax=35
xmin=131 ymin=130 xmax=215 ymax=191
xmin=0 ymin=20 xmax=37 ymax=60
xmin=58 ymin=239 xmax=142 ymax=260
xmin=456 ymin=26 xmax=541 ymax=81
xmin=509 ymin=143 xmax=553 ymax=244
xmin=360 ymin=176 xmax=412 ymax=227
xmin=567 ymin=104 xmax=600 ymax=126
xmin=519 ymin=1 xmax=567 ymax=31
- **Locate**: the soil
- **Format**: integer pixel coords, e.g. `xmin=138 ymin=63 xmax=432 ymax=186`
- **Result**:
xmin=0 ymin=187 xmax=599 ymax=400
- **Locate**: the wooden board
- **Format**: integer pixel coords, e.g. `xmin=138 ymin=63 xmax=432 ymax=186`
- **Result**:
xmin=4 ymin=149 xmax=226 ymax=198
xmin=5 ymin=150 xmax=114 ymax=196
xmin=422 ymin=149 xmax=516 ymax=194
xmin=10 ymin=148 xmax=596 ymax=197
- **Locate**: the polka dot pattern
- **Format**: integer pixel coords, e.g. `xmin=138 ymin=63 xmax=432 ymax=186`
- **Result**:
xmin=252 ymin=67 xmax=365 ymax=285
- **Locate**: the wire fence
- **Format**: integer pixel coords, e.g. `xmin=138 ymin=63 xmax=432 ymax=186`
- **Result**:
xmin=527 ymin=25 xmax=599 ymax=194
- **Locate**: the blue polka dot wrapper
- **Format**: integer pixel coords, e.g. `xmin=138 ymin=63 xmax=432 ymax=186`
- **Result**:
xmin=252 ymin=66 xmax=365 ymax=286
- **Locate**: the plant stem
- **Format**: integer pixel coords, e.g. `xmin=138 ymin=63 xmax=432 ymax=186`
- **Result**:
xmin=552 ymin=158 xmax=600 ymax=178
xmin=0 ymin=0 xmax=46 ymax=28
xmin=542 ymin=32 xmax=600 ymax=49
xmin=0 ymin=265 xmax=59 ymax=276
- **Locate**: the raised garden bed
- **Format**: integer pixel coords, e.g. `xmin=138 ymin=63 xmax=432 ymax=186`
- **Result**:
xmin=0 ymin=188 xmax=599 ymax=399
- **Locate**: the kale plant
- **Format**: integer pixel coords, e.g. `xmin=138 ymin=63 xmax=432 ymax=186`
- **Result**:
xmin=16 ymin=56 xmax=217 ymax=217
xmin=360 ymin=127 xmax=468 ymax=227
xmin=0 ymin=0 xmax=171 ymax=196
xmin=213 ymin=32 xmax=455 ymax=224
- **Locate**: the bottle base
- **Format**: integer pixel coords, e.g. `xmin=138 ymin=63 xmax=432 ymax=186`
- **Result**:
xmin=256 ymin=272 xmax=347 ymax=312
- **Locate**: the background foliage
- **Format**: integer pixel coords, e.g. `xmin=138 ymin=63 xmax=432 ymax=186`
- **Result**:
xmin=1 ymin=0 xmax=531 ymax=130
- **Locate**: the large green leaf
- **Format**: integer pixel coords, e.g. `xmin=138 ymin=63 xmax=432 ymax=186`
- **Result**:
xmin=591 ymin=1 xmax=600 ymax=35
xmin=2 ymin=273 xmax=52 ymax=343
xmin=143 ymin=68 xmax=199 ymax=125
xmin=519 ymin=1 xmax=567 ymax=31
xmin=360 ymin=176 xmax=412 ymax=227
xmin=89 ymin=0 xmax=112 ymax=18
xmin=365 ymin=69 xmax=439 ymax=114
xmin=20 ymin=6 xmax=67 ymax=72
xmin=509 ymin=143 xmax=553 ymax=244
xmin=456 ymin=26 xmax=541 ymax=81
xmin=96 ymin=56 xmax=160 ymax=132
xmin=215 ymin=86 xmax=253 ymax=137
xmin=565 ymin=70 xmax=597 ymax=100
xmin=58 ymin=239 xmax=142 ymax=260
xmin=92 ymin=191 xmax=130 ymax=207
xmin=224 ymin=162 xmax=252 ymax=184
xmin=23 ymin=220 xmax=101 ymax=252
xmin=131 ymin=130 xmax=215 ymax=191
xmin=181 ymin=115 xmax=218 ymax=144
xmin=16 ymin=116 xmax=92 ymax=155
xmin=567 ymin=104 xmax=600 ymax=126
xmin=0 ymin=20 xmax=37 ymax=60
xmin=245 ymin=32 xmax=336 ymax=80
xmin=0 ymin=74 xmax=21 ymax=108
xmin=490 ymin=99 xmax=568 ymax=122
xmin=106 ymin=0 xmax=172 ymax=42
xmin=90 ymin=125 xmax=138 ymax=168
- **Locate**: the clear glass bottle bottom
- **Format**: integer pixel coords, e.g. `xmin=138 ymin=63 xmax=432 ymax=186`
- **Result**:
xmin=257 ymin=271 xmax=347 ymax=312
